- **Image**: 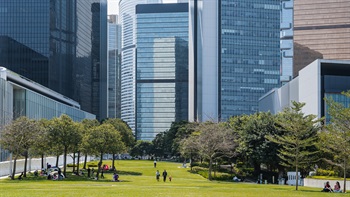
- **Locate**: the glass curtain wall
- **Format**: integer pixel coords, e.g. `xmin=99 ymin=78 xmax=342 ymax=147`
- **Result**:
xmin=220 ymin=0 xmax=281 ymax=119
xmin=136 ymin=4 xmax=188 ymax=140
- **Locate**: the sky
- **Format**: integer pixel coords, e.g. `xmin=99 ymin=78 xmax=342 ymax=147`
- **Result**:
xmin=108 ymin=0 xmax=178 ymax=15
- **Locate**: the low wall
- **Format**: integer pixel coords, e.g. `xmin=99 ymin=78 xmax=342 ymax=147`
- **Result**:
xmin=304 ymin=178 xmax=350 ymax=190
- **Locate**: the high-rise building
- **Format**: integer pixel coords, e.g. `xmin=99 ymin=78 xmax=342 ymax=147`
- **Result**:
xmin=108 ymin=15 xmax=122 ymax=118
xmin=0 ymin=0 xmax=108 ymax=120
xmin=280 ymin=0 xmax=293 ymax=84
xmin=189 ymin=0 xmax=281 ymax=122
xmin=293 ymin=0 xmax=350 ymax=76
xmin=119 ymin=0 xmax=162 ymax=132
xmin=135 ymin=3 xmax=189 ymax=140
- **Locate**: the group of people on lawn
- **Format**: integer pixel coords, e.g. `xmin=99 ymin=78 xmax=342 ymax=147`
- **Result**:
xmin=322 ymin=181 xmax=342 ymax=193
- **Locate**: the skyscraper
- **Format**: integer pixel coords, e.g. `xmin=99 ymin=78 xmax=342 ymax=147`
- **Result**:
xmin=119 ymin=0 xmax=162 ymax=132
xmin=108 ymin=15 xmax=122 ymax=118
xmin=293 ymin=0 xmax=350 ymax=76
xmin=189 ymin=0 xmax=281 ymax=121
xmin=135 ymin=3 xmax=189 ymax=140
xmin=0 ymin=0 xmax=108 ymax=120
xmin=280 ymin=0 xmax=293 ymax=84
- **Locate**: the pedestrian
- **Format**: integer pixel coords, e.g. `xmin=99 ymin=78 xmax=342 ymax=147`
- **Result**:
xmin=156 ymin=170 xmax=160 ymax=181
xmin=162 ymin=170 xmax=167 ymax=182
xmin=154 ymin=160 xmax=157 ymax=168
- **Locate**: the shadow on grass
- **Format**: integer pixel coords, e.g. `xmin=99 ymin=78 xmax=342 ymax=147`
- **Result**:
xmin=116 ymin=170 xmax=142 ymax=176
xmin=1 ymin=173 xmax=134 ymax=183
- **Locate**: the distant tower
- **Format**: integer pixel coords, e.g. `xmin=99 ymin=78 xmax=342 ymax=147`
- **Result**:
xmin=135 ymin=3 xmax=189 ymax=140
xmin=108 ymin=15 xmax=122 ymax=118
xmin=119 ymin=0 xmax=162 ymax=132
xmin=189 ymin=0 xmax=281 ymax=122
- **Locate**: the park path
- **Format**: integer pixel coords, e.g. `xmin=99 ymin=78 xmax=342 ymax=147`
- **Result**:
xmin=0 ymin=155 xmax=93 ymax=178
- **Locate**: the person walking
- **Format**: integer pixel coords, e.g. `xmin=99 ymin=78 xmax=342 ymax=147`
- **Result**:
xmin=162 ymin=170 xmax=167 ymax=182
xmin=154 ymin=160 xmax=157 ymax=168
xmin=156 ymin=170 xmax=160 ymax=182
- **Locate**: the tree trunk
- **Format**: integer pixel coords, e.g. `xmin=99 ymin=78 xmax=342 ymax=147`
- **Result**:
xmin=41 ymin=154 xmax=44 ymax=169
xmin=72 ymin=152 xmax=76 ymax=173
xmin=83 ymin=154 xmax=87 ymax=169
xmin=63 ymin=147 xmax=67 ymax=177
xmin=253 ymin=161 xmax=261 ymax=175
xmin=11 ymin=156 xmax=17 ymax=180
xmin=76 ymin=151 xmax=80 ymax=174
xmin=208 ymin=157 xmax=213 ymax=181
xmin=56 ymin=154 xmax=59 ymax=167
xmin=344 ymin=160 xmax=347 ymax=193
xmin=23 ymin=152 xmax=28 ymax=177
xmin=112 ymin=153 xmax=115 ymax=170
xmin=95 ymin=152 xmax=103 ymax=180
xmin=190 ymin=153 xmax=193 ymax=171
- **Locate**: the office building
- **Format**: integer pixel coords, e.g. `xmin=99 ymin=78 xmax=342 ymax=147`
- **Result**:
xmin=108 ymin=15 xmax=122 ymax=118
xmin=0 ymin=67 xmax=95 ymax=161
xmin=0 ymin=0 xmax=108 ymax=120
xmin=119 ymin=0 xmax=162 ymax=132
xmin=135 ymin=3 xmax=189 ymax=140
xmin=189 ymin=0 xmax=281 ymax=122
xmin=280 ymin=0 xmax=293 ymax=83
xmin=259 ymin=59 xmax=350 ymax=122
xmin=293 ymin=0 xmax=350 ymax=76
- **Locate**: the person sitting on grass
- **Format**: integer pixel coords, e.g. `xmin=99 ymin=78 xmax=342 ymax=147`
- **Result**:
xmin=322 ymin=181 xmax=333 ymax=192
xmin=334 ymin=181 xmax=342 ymax=193
xmin=113 ymin=173 xmax=119 ymax=182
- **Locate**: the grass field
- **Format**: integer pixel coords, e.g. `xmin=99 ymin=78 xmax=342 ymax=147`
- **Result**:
xmin=0 ymin=160 xmax=346 ymax=197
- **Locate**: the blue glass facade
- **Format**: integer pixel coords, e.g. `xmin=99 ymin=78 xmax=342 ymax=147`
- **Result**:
xmin=108 ymin=15 xmax=122 ymax=118
xmin=0 ymin=0 xmax=108 ymax=120
xmin=220 ymin=0 xmax=281 ymax=119
xmin=136 ymin=3 xmax=189 ymax=140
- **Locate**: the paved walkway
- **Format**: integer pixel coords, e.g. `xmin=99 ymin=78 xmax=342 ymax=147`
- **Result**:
xmin=0 ymin=155 xmax=93 ymax=178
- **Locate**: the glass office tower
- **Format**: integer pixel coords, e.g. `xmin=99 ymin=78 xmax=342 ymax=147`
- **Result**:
xmin=293 ymin=0 xmax=350 ymax=76
xmin=108 ymin=15 xmax=122 ymax=118
xmin=189 ymin=0 xmax=281 ymax=121
xmin=119 ymin=0 xmax=162 ymax=132
xmin=136 ymin=3 xmax=188 ymax=140
xmin=0 ymin=0 xmax=108 ymax=120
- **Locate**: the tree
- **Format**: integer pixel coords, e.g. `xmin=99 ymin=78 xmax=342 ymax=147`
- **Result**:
xmin=82 ymin=123 xmax=124 ymax=180
xmin=152 ymin=132 xmax=165 ymax=157
xmin=31 ymin=119 xmax=50 ymax=170
xmin=0 ymin=117 xmax=40 ymax=179
xmin=103 ymin=118 xmax=135 ymax=148
xmin=102 ymin=118 xmax=133 ymax=168
xmin=81 ymin=119 xmax=100 ymax=169
xmin=319 ymin=91 xmax=350 ymax=193
xmin=48 ymin=114 xmax=80 ymax=177
xmin=228 ymin=112 xmax=282 ymax=175
xmin=267 ymin=101 xmax=322 ymax=190
xmin=130 ymin=140 xmax=153 ymax=158
xmin=184 ymin=121 xmax=238 ymax=180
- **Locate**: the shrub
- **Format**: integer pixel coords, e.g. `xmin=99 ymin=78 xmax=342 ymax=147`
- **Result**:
xmin=191 ymin=166 xmax=234 ymax=181
xmin=316 ymin=169 xmax=336 ymax=177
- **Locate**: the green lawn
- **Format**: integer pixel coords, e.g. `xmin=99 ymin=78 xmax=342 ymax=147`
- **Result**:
xmin=0 ymin=160 xmax=345 ymax=197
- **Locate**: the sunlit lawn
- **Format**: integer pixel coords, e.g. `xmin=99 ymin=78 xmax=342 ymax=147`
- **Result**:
xmin=0 ymin=160 xmax=346 ymax=197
